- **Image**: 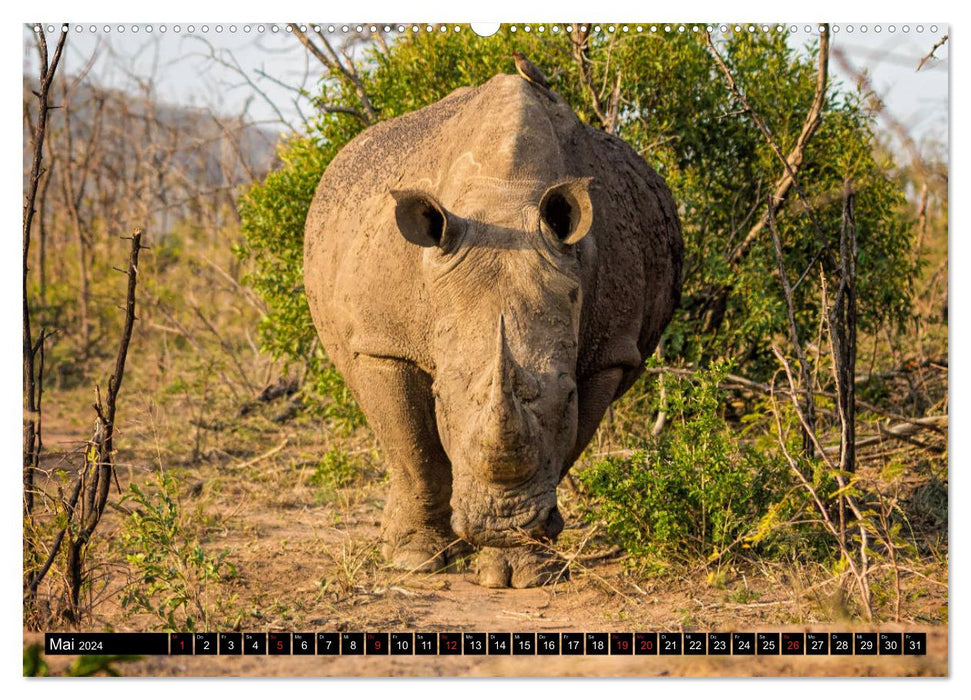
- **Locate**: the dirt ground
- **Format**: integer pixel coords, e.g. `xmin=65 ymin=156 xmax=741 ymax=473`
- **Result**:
xmin=25 ymin=380 xmax=949 ymax=679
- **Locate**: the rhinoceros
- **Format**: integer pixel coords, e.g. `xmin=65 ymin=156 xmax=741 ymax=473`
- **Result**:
xmin=304 ymin=73 xmax=683 ymax=588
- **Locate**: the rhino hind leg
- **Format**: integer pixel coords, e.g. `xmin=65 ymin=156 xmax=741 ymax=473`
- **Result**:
xmin=347 ymin=356 xmax=466 ymax=572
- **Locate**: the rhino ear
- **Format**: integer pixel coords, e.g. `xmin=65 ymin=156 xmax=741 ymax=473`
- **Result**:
xmin=539 ymin=177 xmax=594 ymax=245
xmin=390 ymin=189 xmax=455 ymax=248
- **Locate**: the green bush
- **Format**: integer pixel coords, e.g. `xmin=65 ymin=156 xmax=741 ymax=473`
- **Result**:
xmin=578 ymin=364 xmax=791 ymax=572
xmin=23 ymin=643 xmax=142 ymax=677
xmin=580 ymin=364 xmax=857 ymax=572
xmin=117 ymin=471 xmax=237 ymax=631
xmin=309 ymin=444 xmax=360 ymax=499
xmin=236 ymin=134 xmax=365 ymax=429
xmin=238 ymin=27 xmax=915 ymax=392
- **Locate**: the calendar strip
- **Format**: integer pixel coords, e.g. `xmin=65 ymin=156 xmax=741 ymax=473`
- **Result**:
xmin=43 ymin=631 xmax=925 ymax=656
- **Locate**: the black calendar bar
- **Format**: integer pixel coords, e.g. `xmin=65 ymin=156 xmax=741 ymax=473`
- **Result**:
xmin=39 ymin=631 xmax=928 ymax=656
xmin=44 ymin=632 xmax=169 ymax=655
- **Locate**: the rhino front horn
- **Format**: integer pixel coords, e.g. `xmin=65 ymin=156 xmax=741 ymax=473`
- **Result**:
xmin=483 ymin=315 xmax=531 ymax=453
xmin=490 ymin=315 xmax=517 ymax=406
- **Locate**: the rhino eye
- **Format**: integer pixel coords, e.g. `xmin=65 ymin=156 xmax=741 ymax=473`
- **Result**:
xmin=420 ymin=204 xmax=445 ymax=244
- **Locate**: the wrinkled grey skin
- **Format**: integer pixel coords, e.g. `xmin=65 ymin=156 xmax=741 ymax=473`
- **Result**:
xmin=304 ymin=74 xmax=683 ymax=587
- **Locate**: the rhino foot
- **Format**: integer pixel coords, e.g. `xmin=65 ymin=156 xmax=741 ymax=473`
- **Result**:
xmin=476 ymin=545 xmax=569 ymax=588
xmin=383 ymin=532 xmax=471 ymax=573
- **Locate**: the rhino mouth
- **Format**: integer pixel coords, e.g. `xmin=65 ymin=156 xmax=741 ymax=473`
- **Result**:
xmin=450 ymin=497 xmax=564 ymax=547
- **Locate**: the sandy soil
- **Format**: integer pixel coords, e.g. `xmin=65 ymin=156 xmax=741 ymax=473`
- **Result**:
xmin=25 ymin=405 xmax=949 ymax=679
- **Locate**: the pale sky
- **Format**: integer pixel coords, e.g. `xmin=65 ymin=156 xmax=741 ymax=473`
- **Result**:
xmin=23 ymin=22 xmax=949 ymax=165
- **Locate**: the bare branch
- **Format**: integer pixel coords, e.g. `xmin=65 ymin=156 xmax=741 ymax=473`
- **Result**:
xmin=769 ymin=207 xmax=817 ymax=456
xmin=916 ymin=34 xmax=948 ymax=73
xmin=65 ymin=228 xmax=146 ymax=617
xmin=831 ymin=47 xmax=936 ymax=186
xmin=316 ymin=103 xmax=370 ymax=126
xmin=184 ymin=35 xmax=297 ymax=130
xmin=24 ymin=23 xmax=68 ymax=525
xmin=570 ymin=25 xmax=612 ymax=132
xmin=289 ymin=23 xmax=378 ymax=124
xmin=706 ymin=27 xmax=831 ymax=266
xmin=253 ymin=66 xmax=310 ymax=125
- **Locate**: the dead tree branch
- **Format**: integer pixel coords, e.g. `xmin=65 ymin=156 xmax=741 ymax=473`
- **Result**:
xmin=60 ymin=85 xmax=108 ymax=352
xmin=315 ymin=103 xmax=371 ymax=127
xmin=24 ymin=24 xmax=67 ymax=522
xmin=289 ymin=24 xmax=378 ymax=124
xmin=831 ymin=47 xmax=934 ymax=184
xmin=569 ymin=24 xmax=623 ymax=133
xmin=822 ymin=415 xmax=947 ymax=454
xmin=916 ymin=34 xmax=948 ymax=73
xmin=704 ymin=27 xmax=831 ymax=267
xmin=64 ymin=228 xmax=145 ymax=618
xmin=184 ymin=35 xmax=297 ymax=131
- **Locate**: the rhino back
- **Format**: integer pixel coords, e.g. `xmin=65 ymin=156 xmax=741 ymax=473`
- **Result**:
xmin=568 ymin=124 xmax=683 ymax=390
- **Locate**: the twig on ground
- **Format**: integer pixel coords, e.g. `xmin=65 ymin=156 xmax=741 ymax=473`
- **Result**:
xmin=231 ymin=438 xmax=290 ymax=471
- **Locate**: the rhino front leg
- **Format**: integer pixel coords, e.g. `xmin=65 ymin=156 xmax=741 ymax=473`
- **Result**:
xmin=348 ymin=355 xmax=467 ymax=572
xmin=477 ymin=545 xmax=567 ymax=588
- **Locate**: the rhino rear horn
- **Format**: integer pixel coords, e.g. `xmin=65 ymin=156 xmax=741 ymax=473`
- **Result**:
xmin=390 ymin=189 xmax=457 ymax=248
xmin=539 ymin=177 xmax=594 ymax=245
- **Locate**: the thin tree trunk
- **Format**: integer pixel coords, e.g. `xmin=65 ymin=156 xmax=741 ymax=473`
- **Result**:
xmin=75 ymin=227 xmax=91 ymax=351
xmin=60 ymin=82 xmax=104 ymax=355
xmin=24 ymin=25 xmax=67 ymax=611
xmin=37 ymin=157 xmax=54 ymax=304
xmin=831 ymin=180 xmax=858 ymax=474
xmin=768 ymin=208 xmax=816 ymax=457
xmin=24 ymin=25 xmax=67 ymax=518
xmin=66 ymin=228 xmax=145 ymax=618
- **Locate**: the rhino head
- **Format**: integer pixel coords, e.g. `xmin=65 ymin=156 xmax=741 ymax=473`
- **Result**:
xmin=390 ymin=175 xmax=594 ymax=549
